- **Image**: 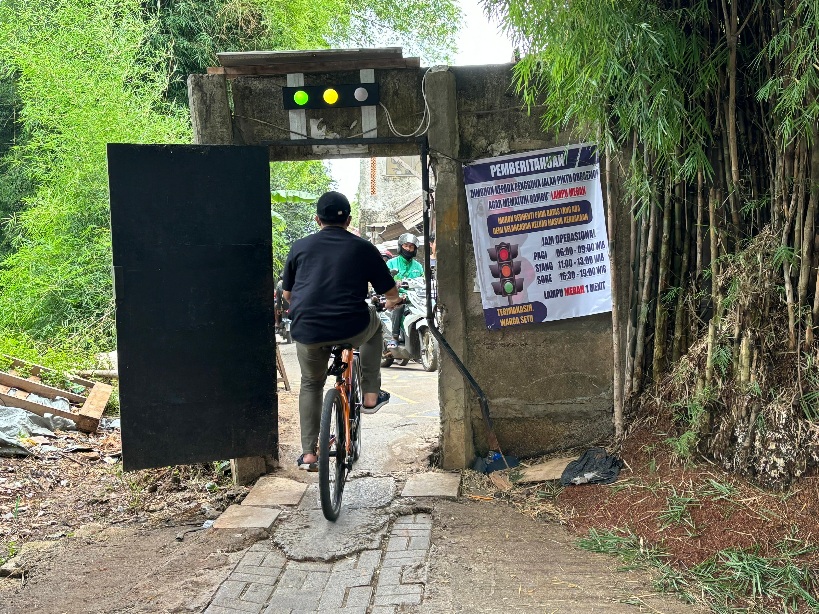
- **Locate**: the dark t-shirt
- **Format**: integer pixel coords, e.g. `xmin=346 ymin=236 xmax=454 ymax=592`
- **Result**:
xmin=282 ymin=226 xmax=395 ymax=344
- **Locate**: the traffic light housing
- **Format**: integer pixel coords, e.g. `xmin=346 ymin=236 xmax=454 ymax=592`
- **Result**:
xmin=282 ymin=83 xmax=380 ymax=110
xmin=488 ymin=242 xmax=523 ymax=298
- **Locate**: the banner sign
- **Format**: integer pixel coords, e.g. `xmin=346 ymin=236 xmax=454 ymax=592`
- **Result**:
xmin=464 ymin=143 xmax=612 ymax=330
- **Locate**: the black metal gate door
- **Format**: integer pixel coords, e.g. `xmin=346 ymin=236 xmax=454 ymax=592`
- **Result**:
xmin=107 ymin=144 xmax=277 ymax=471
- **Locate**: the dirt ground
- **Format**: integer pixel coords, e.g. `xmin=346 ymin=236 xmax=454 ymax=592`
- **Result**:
xmin=0 ymin=385 xmax=305 ymax=614
xmin=420 ymin=498 xmax=701 ymax=613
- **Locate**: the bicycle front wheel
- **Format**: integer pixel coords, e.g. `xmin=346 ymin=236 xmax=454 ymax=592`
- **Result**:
xmin=350 ymin=353 xmax=363 ymax=461
xmin=318 ymin=388 xmax=347 ymax=521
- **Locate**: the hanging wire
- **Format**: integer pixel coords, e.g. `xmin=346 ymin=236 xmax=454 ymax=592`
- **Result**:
xmin=379 ymin=68 xmax=432 ymax=138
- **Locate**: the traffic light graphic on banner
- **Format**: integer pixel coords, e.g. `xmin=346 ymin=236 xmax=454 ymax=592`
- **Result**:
xmin=282 ymin=83 xmax=380 ymax=110
xmin=488 ymin=242 xmax=524 ymax=301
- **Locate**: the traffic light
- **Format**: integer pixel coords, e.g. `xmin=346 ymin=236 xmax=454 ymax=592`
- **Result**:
xmin=488 ymin=242 xmax=523 ymax=299
xmin=282 ymin=83 xmax=380 ymax=110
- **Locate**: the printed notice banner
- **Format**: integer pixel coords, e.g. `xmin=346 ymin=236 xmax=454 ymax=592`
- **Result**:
xmin=464 ymin=143 xmax=613 ymax=330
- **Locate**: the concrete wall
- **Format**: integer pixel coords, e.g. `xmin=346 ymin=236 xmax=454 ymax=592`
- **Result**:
xmin=188 ymin=62 xmax=624 ymax=469
xmin=430 ymin=65 xmax=616 ymax=464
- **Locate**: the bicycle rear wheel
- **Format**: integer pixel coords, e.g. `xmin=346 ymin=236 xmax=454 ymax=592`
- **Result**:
xmin=318 ymin=388 xmax=347 ymax=521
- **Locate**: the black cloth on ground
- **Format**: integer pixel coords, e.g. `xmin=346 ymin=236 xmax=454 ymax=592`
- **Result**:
xmin=560 ymin=447 xmax=623 ymax=485
xmin=282 ymin=226 xmax=395 ymax=345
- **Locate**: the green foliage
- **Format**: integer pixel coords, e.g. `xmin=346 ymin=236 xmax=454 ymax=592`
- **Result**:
xmin=0 ymin=76 xmax=32 ymax=256
xmin=773 ymin=245 xmax=798 ymax=270
xmin=144 ymin=0 xmax=461 ymax=105
xmin=0 ymin=0 xmax=190 ymax=351
xmin=658 ymin=486 xmax=698 ymax=531
xmin=269 ymin=160 xmax=332 ymax=272
xmin=486 ymin=0 xmax=714 ymax=178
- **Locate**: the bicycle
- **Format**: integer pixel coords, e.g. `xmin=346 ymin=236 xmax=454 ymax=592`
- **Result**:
xmin=318 ymin=344 xmax=363 ymax=521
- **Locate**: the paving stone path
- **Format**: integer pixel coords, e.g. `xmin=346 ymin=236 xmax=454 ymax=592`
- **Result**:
xmin=201 ymin=467 xmax=456 ymax=614
xmin=205 ymin=512 xmax=434 ymax=614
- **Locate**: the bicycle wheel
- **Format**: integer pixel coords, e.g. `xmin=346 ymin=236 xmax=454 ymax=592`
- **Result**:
xmin=350 ymin=354 xmax=363 ymax=461
xmin=318 ymin=388 xmax=347 ymax=521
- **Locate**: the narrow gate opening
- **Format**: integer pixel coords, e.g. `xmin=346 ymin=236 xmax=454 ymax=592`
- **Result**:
xmin=273 ymin=153 xmax=441 ymax=474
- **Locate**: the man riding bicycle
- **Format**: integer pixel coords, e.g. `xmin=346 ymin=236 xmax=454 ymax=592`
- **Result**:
xmin=282 ymin=191 xmax=400 ymax=471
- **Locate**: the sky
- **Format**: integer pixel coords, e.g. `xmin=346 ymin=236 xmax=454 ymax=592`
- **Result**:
xmin=327 ymin=0 xmax=514 ymax=198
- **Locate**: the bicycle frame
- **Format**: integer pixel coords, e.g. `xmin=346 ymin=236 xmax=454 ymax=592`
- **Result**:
xmin=332 ymin=348 xmax=356 ymax=458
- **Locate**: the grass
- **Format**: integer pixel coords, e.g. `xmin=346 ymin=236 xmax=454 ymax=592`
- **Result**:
xmin=658 ymin=486 xmax=699 ymax=531
xmin=577 ymin=528 xmax=819 ymax=613
xmin=0 ymin=541 xmax=19 ymax=566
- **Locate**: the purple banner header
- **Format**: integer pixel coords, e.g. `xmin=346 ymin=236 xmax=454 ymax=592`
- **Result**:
xmin=464 ymin=144 xmax=598 ymax=185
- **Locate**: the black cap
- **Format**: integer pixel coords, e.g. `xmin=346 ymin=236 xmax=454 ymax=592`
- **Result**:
xmin=316 ymin=191 xmax=351 ymax=222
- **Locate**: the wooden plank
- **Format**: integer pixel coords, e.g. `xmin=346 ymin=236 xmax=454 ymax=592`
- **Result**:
xmin=217 ymin=48 xmax=404 ymax=67
xmin=275 ymin=346 xmax=290 ymax=391
xmin=207 ymin=57 xmax=420 ymax=78
xmin=0 ymin=372 xmax=86 ymax=404
xmin=2 ymin=354 xmax=95 ymax=388
xmin=514 ymin=456 xmax=576 ymax=484
xmin=0 ymin=392 xmax=80 ymax=425
xmin=77 ymin=382 xmax=113 ymax=427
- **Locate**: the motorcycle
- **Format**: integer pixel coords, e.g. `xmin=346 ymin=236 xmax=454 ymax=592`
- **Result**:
xmin=276 ymin=308 xmax=292 ymax=344
xmin=377 ymin=277 xmax=440 ymax=372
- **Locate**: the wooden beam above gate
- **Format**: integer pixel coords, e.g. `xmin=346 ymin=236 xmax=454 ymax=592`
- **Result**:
xmin=208 ymin=48 xmax=420 ymax=78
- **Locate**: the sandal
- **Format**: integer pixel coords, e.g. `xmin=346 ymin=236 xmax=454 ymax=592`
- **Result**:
xmin=296 ymin=453 xmax=318 ymax=472
xmin=362 ymin=390 xmax=390 ymax=415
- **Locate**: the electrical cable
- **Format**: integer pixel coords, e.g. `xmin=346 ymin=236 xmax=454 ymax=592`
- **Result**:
xmin=379 ymin=67 xmax=432 ymax=138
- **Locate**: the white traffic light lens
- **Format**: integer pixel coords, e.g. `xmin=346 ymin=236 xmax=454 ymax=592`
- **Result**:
xmin=354 ymin=87 xmax=369 ymax=102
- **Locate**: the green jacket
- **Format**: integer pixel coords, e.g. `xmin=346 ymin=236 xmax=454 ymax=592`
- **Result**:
xmin=386 ymin=256 xmax=424 ymax=294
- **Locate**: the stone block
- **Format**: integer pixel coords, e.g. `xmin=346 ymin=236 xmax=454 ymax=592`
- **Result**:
xmin=211 ymin=595 xmax=263 ymax=613
xmin=213 ymin=505 xmax=280 ymax=530
xmin=345 ymin=586 xmax=373 ymax=607
xmin=408 ymin=535 xmax=430 ymax=550
xmin=242 ymin=476 xmax=308 ymax=507
xmin=386 ymin=536 xmax=409 ymax=552
xmin=242 ymin=582 xmax=274 ymax=604
xmin=229 ymin=571 xmax=280 ymax=586
xmin=401 ymin=473 xmax=460 ymax=498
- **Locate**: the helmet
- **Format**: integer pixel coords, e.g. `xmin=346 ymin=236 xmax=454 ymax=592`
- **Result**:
xmin=397 ymin=233 xmax=420 ymax=247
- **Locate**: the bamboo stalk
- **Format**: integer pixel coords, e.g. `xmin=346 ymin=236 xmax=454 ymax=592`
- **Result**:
xmin=673 ymin=185 xmax=691 ymax=362
xmin=632 ymin=170 xmax=659 ymax=394
xmin=800 ymin=133 xmax=818 ymax=346
xmin=652 ymin=177 xmax=673 ymax=378
xmin=605 ymin=152 xmax=623 ymax=438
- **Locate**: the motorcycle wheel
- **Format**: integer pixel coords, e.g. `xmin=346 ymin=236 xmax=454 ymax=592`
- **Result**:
xmin=420 ymin=329 xmax=439 ymax=372
xmin=398 ymin=358 xmax=410 ymax=366
xmin=284 ymin=330 xmax=292 ymax=344
xmin=381 ymin=356 xmax=394 ymax=368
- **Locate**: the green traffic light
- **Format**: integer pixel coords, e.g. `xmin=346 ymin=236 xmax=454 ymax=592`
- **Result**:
xmin=504 ymin=281 xmax=515 ymax=294
xmin=293 ymin=90 xmax=309 ymax=106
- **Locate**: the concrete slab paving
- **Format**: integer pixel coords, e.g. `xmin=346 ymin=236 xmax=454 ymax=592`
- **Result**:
xmin=241 ymin=476 xmax=307 ymax=508
xmin=213 ymin=505 xmax=280 ymax=531
xmin=401 ymin=471 xmax=460 ymax=499
xmin=272 ymin=508 xmax=390 ymax=561
xmin=300 ymin=477 xmax=395 ymax=511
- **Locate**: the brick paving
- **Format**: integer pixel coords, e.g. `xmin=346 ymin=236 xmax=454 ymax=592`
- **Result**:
xmin=204 ymin=514 xmax=433 ymax=614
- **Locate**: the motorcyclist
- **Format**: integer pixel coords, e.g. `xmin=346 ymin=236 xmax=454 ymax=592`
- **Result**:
xmin=385 ymin=233 xmax=424 ymax=349
xmin=274 ymin=276 xmax=290 ymax=335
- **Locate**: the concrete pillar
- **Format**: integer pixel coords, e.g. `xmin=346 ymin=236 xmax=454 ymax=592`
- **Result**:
xmin=426 ymin=67 xmax=475 ymax=469
xmin=187 ymin=74 xmax=234 ymax=145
